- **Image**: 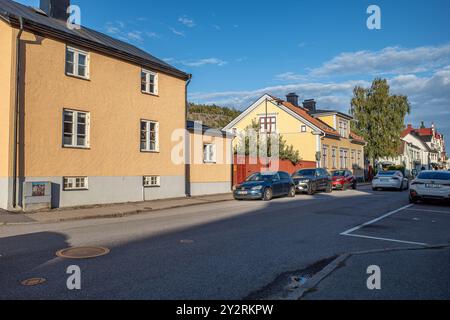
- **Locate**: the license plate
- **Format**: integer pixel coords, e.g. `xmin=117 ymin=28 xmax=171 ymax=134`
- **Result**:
xmin=238 ymin=191 xmax=248 ymax=195
xmin=425 ymin=184 xmax=441 ymax=189
xmin=381 ymin=178 xmax=389 ymax=182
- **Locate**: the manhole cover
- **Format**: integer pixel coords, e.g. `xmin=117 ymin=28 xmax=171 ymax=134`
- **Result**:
xmin=21 ymin=278 xmax=47 ymax=286
xmin=56 ymin=247 xmax=110 ymax=259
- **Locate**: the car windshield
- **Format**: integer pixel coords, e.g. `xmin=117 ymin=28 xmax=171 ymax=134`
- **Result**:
xmin=246 ymin=173 xmax=275 ymax=182
xmin=418 ymin=171 xmax=450 ymax=181
xmin=377 ymin=171 xmax=397 ymax=176
xmin=293 ymin=169 xmax=316 ymax=177
xmin=332 ymin=171 xmax=346 ymax=177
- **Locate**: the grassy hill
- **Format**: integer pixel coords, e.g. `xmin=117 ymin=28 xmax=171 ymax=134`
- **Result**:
xmin=188 ymin=103 xmax=241 ymax=129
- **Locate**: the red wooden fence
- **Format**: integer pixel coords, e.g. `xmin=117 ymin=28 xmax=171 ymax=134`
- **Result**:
xmin=233 ymin=155 xmax=317 ymax=186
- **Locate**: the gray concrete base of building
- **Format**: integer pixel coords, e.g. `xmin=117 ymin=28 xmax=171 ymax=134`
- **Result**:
xmin=189 ymin=182 xmax=231 ymax=197
xmin=0 ymin=176 xmax=186 ymax=210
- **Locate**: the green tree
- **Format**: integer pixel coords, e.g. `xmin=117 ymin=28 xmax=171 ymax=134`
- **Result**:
xmin=235 ymin=120 xmax=301 ymax=164
xmin=350 ymin=78 xmax=411 ymax=166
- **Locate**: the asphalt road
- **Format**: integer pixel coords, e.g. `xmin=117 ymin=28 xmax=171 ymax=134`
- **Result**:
xmin=1 ymin=185 xmax=449 ymax=300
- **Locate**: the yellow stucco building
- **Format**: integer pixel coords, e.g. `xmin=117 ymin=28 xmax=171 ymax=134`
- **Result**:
xmin=0 ymin=0 xmax=232 ymax=210
xmin=223 ymin=93 xmax=366 ymax=174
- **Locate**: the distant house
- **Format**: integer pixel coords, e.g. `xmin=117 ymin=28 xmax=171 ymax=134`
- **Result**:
xmin=401 ymin=123 xmax=447 ymax=170
xmin=223 ymin=93 xmax=366 ymax=176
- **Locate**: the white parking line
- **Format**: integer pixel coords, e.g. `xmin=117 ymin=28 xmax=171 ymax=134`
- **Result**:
xmin=342 ymin=233 xmax=427 ymax=246
xmin=340 ymin=204 xmax=429 ymax=246
xmin=340 ymin=204 xmax=414 ymax=235
xmin=406 ymin=208 xmax=450 ymax=215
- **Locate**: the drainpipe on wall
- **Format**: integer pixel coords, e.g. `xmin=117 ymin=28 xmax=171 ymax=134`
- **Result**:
xmin=185 ymin=74 xmax=192 ymax=197
xmin=12 ymin=17 xmax=24 ymax=209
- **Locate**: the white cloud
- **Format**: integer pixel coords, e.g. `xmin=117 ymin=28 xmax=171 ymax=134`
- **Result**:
xmin=178 ymin=16 xmax=196 ymax=28
xmin=182 ymin=58 xmax=227 ymax=67
xmin=310 ymin=44 xmax=450 ymax=77
xmin=190 ymin=67 xmax=450 ymax=137
xmin=170 ymin=27 xmax=185 ymax=37
xmin=275 ymin=72 xmax=306 ymax=81
xmin=126 ymin=31 xmax=143 ymax=42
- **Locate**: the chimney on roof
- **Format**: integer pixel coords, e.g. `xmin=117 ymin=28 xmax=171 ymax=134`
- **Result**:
xmin=407 ymin=124 xmax=413 ymax=129
xmin=286 ymin=93 xmax=299 ymax=107
xmin=40 ymin=0 xmax=70 ymax=21
xmin=303 ymin=99 xmax=317 ymax=112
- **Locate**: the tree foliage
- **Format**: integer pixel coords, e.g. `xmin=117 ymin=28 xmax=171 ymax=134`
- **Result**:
xmin=234 ymin=120 xmax=301 ymax=164
xmin=350 ymin=78 xmax=411 ymax=164
xmin=188 ymin=103 xmax=241 ymax=128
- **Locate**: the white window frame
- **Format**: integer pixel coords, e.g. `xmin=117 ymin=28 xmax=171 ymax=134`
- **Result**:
xmin=140 ymin=120 xmax=160 ymax=152
xmin=322 ymin=146 xmax=328 ymax=168
xmin=332 ymin=148 xmax=337 ymax=169
xmin=301 ymin=125 xmax=307 ymax=133
xmin=66 ymin=46 xmax=90 ymax=79
xmin=203 ymin=144 xmax=217 ymax=164
xmin=143 ymin=176 xmax=161 ymax=188
xmin=63 ymin=177 xmax=88 ymax=191
xmin=141 ymin=69 xmax=159 ymax=95
xmin=63 ymin=109 xmax=90 ymax=148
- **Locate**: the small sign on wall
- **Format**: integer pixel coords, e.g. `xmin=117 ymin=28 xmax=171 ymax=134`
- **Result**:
xmin=23 ymin=181 xmax=52 ymax=212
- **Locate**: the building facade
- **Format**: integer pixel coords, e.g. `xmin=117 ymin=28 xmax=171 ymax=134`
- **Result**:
xmin=223 ymin=93 xmax=365 ymax=176
xmin=0 ymin=0 xmax=195 ymax=210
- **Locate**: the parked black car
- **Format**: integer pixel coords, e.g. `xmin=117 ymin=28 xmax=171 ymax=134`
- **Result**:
xmin=292 ymin=168 xmax=332 ymax=195
xmin=233 ymin=172 xmax=296 ymax=201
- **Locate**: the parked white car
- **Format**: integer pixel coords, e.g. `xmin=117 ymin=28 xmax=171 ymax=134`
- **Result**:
xmin=409 ymin=170 xmax=450 ymax=203
xmin=372 ymin=171 xmax=409 ymax=191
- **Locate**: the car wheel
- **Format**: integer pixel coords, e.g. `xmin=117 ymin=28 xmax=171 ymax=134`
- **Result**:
xmin=263 ymin=188 xmax=273 ymax=201
xmin=352 ymin=181 xmax=357 ymax=190
xmin=398 ymin=182 xmax=404 ymax=191
xmin=307 ymin=184 xmax=315 ymax=195
xmin=288 ymin=186 xmax=296 ymax=198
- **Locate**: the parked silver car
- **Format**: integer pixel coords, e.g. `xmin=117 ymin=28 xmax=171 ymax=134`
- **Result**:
xmin=409 ymin=170 xmax=450 ymax=203
xmin=372 ymin=171 xmax=409 ymax=191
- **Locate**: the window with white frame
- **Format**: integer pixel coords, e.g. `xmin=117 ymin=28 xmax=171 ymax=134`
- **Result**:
xmin=259 ymin=116 xmax=277 ymax=133
xmin=344 ymin=149 xmax=348 ymax=168
xmin=357 ymin=151 xmax=362 ymax=167
xmin=141 ymin=69 xmax=158 ymax=95
xmin=66 ymin=47 xmax=89 ymax=79
xmin=63 ymin=109 xmax=90 ymax=148
xmin=140 ymin=120 xmax=159 ymax=152
xmin=332 ymin=148 xmax=337 ymax=168
xmin=301 ymin=125 xmax=307 ymax=133
xmin=204 ymin=144 xmax=216 ymax=163
xmin=63 ymin=177 xmax=88 ymax=191
xmin=338 ymin=120 xmax=349 ymax=138
xmin=351 ymin=150 xmax=356 ymax=165
xmin=322 ymin=146 xmax=328 ymax=168
xmin=143 ymin=176 xmax=160 ymax=187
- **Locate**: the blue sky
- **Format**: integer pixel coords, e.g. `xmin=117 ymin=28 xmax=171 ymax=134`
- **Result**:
xmin=16 ymin=0 xmax=450 ymax=139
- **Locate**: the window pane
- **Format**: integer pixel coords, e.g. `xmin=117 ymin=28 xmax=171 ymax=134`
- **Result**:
xmin=150 ymin=141 xmax=156 ymax=151
xmin=78 ymin=66 xmax=86 ymax=77
xmin=66 ymin=62 xmax=74 ymax=74
xmin=66 ymin=50 xmax=74 ymax=63
xmin=77 ymin=136 xmax=86 ymax=146
xmin=77 ymin=113 xmax=86 ymax=124
xmin=77 ymin=124 xmax=86 ymax=135
xmin=141 ymin=141 xmax=147 ymax=150
xmin=141 ymin=121 xmax=147 ymax=131
xmin=64 ymin=135 xmax=72 ymax=145
xmin=78 ymin=54 xmax=86 ymax=66
xmin=64 ymin=111 xmax=73 ymax=122
xmin=64 ymin=122 xmax=73 ymax=134
xmin=149 ymin=84 xmax=155 ymax=93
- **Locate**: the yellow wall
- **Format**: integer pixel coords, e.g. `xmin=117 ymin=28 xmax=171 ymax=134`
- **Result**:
xmin=189 ymin=132 xmax=232 ymax=183
xmin=317 ymin=115 xmax=335 ymax=129
xmin=0 ymin=21 xmax=14 ymax=178
xmin=231 ymin=100 xmax=318 ymax=162
xmin=322 ymin=137 xmax=364 ymax=171
xmin=18 ymin=30 xmax=186 ymax=178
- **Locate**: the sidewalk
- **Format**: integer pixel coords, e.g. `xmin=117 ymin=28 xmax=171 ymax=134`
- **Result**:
xmin=0 ymin=193 xmax=234 ymax=226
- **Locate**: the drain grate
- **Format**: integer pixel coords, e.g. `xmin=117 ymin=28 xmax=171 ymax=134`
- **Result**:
xmin=21 ymin=278 xmax=47 ymax=286
xmin=56 ymin=247 xmax=110 ymax=259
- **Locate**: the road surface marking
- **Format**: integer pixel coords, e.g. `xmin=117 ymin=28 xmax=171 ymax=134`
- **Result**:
xmin=342 ymin=233 xmax=427 ymax=246
xmin=340 ymin=204 xmax=414 ymax=235
xmin=340 ymin=204 xmax=429 ymax=246
xmin=406 ymin=208 xmax=450 ymax=215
